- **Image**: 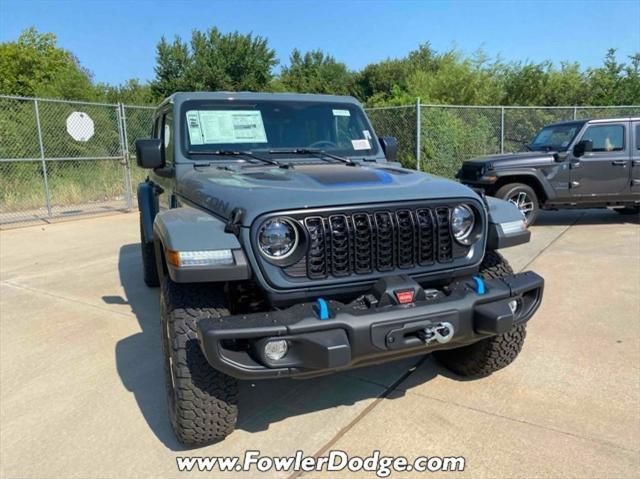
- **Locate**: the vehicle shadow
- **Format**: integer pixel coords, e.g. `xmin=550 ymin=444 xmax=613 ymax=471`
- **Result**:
xmin=534 ymin=208 xmax=639 ymax=227
xmin=112 ymin=243 xmax=456 ymax=450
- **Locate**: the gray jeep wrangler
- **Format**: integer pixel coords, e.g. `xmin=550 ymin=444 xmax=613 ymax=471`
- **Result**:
xmin=457 ymin=117 xmax=640 ymax=225
xmin=136 ymin=92 xmax=544 ymax=447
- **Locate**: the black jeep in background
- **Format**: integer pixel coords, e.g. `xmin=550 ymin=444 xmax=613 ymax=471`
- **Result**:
xmin=457 ymin=118 xmax=640 ymax=225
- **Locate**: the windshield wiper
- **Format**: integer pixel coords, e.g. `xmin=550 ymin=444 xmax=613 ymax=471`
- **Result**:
xmin=267 ymin=148 xmax=357 ymax=167
xmin=188 ymin=150 xmax=286 ymax=168
xmin=505 ymin=137 xmax=533 ymax=152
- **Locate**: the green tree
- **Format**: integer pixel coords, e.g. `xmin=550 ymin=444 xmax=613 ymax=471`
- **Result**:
xmin=352 ymin=44 xmax=437 ymax=104
xmin=95 ymin=79 xmax=156 ymax=105
xmin=586 ymin=49 xmax=640 ymax=105
xmin=352 ymin=58 xmax=411 ymax=104
xmin=150 ymin=28 xmax=277 ymax=98
xmin=405 ymin=50 xmax=504 ymax=105
xmin=278 ymin=49 xmax=353 ymax=95
xmin=0 ymin=28 xmax=94 ymax=99
xmin=620 ymin=54 xmax=640 ymax=104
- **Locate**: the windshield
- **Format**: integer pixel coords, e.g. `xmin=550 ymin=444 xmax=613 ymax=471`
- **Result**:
xmin=529 ymin=123 xmax=583 ymax=151
xmin=181 ymin=100 xmax=378 ymax=157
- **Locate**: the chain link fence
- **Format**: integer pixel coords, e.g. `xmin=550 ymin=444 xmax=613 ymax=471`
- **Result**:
xmin=369 ymin=102 xmax=640 ymax=179
xmin=0 ymin=95 xmax=155 ymax=226
xmin=1 ymin=94 xmax=638 ymax=226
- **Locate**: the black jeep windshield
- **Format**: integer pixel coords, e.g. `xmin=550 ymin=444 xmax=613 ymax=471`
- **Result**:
xmin=182 ymin=100 xmax=379 ymax=158
xmin=529 ymin=123 xmax=583 ymax=151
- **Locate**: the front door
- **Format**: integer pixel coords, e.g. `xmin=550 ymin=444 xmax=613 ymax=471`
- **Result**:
xmin=571 ymin=121 xmax=631 ymax=198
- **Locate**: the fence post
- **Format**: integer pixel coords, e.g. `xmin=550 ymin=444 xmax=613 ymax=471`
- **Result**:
xmin=573 ymin=106 xmax=578 ymax=120
xmin=34 ymin=99 xmax=52 ymax=218
xmin=117 ymin=103 xmax=133 ymax=211
xmin=500 ymin=106 xmax=505 ymax=154
xmin=416 ymin=97 xmax=421 ymax=171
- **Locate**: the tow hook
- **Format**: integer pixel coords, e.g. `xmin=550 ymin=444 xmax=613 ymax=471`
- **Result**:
xmin=417 ymin=322 xmax=455 ymax=345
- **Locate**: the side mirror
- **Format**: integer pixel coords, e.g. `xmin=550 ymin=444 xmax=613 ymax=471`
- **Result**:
xmin=135 ymin=139 xmax=165 ymax=169
xmin=572 ymin=139 xmax=593 ymax=158
xmin=379 ymin=136 xmax=398 ymax=162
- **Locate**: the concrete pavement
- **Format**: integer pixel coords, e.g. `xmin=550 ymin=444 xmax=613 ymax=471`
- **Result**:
xmin=1 ymin=210 xmax=638 ymax=478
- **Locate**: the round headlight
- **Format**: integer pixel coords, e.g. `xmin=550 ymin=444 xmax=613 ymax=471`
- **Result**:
xmin=451 ymin=205 xmax=476 ymax=244
xmin=258 ymin=217 xmax=298 ymax=260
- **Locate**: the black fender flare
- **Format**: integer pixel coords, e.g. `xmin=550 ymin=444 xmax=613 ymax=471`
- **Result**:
xmin=493 ymin=169 xmax=556 ymax=201
xmin=137 ymin=181 xmax=158 ymax=244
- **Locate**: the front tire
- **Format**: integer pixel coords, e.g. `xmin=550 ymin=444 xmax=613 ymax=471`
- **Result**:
xmin=161 ymin=278 xmax=238 ymax=447
xmin=496 ymin=183 xmax=539 ymax=226
xmin=434 ymin=251 xmax=527 ymax=377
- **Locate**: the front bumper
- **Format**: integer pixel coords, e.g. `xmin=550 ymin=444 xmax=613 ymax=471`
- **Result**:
xmin=197 ymin=272 xmax=544 ymax=379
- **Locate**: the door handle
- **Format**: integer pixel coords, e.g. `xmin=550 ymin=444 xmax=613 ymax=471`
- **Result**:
xmin=612 ymin=160 xmax=627 ymax=166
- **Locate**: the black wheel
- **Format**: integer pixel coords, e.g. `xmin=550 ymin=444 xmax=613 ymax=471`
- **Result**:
xmin=139 ymin=216 xmax=159 ymax=287
xmin=496 ymin=183 xmax=539 ymax=226
xmin=614 ymin=206 xmax=640 ymax=216
xmin=161 ymin=278 xmax=238 ymax=447
xmin=434 ymin=250 xmax=527 ymax=377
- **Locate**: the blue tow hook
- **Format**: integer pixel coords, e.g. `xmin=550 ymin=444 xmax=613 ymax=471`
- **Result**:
xmin=472 ymin=276 xmax=486 ymax=295
xmin=316 ymin=298 xmax=330 ymax=320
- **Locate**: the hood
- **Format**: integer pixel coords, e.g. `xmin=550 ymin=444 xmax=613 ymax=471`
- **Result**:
xmin=177 ymin=163 xmax=478 ymax=225
xmin=464 ymin=151 xmax=556 ymax=169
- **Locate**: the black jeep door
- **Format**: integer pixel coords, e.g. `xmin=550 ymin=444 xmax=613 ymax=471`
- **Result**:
xmin=570 ymin=121 xmax=631 ymax=199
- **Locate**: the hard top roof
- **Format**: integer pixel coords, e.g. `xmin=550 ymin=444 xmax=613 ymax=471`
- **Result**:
xmin=546 ymin=117 xmax=639 ymax=128
xmin=158 ymin=91 xmax=362 ymax=109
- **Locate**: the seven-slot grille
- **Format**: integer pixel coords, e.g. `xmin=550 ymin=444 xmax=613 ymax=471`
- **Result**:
xmin=295 ymin=206 xmax=457 ymax=280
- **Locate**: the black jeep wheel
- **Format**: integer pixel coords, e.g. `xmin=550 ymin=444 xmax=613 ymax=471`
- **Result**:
xmin=434 ymin=250 xmax=527 ymax=377
xmin=139 ymin=216 xmax=159 ymax=287
xmin=161 ymin=278 xmax=238 ymax=447
xmin=496 ymin=183 xmax=539 ymax=226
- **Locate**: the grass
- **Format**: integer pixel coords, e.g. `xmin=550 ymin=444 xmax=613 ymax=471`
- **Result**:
xmin=0 ymin=160 xmax=132 ymax=213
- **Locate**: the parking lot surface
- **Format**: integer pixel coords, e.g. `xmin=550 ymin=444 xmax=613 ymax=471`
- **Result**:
xmin=1 ymin=209 xmax=638 ymax=478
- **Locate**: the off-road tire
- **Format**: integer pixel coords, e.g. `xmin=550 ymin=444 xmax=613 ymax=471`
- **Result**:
xmin=434 ymin=250 xmax=526 ymax=377
xmin=495 ymin=182 xmax=539 ymax=226
xmin=161 ymin=278 xmax=238 ymax=447
xmin=139 ymin=216 xmax=159 ymax=287
xmin=476 ymin=250 xmax=514 ymax=279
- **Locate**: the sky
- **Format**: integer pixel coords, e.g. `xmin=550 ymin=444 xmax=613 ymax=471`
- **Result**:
xmin=1 ymin=0 xmax=639 ymax=86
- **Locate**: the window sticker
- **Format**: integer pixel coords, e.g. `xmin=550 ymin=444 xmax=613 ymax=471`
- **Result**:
xmin=352 ymin=139 xmax=371 ymax=150
xmin=186 ymin=111 xmax=203 ymax=145
xmin=186 ymin=110 xmax=268 ymax=144
xmin=332 ymin=109 xmax=351 ymax=117
xmin=363 ymin=129 xmax=372 ymax=140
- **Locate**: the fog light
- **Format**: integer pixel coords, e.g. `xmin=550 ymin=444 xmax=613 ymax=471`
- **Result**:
xmin=508 ymin=299 xmax=520 ymax=315
xmin=264 ymin=339 xmax=288 ymax=361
